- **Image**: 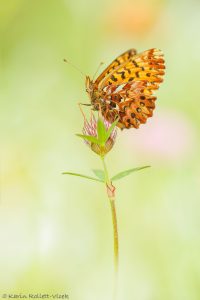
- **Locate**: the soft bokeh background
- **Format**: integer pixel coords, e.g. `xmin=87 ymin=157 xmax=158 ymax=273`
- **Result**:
xmin=1 ymin=0 xmax=200 ymax=299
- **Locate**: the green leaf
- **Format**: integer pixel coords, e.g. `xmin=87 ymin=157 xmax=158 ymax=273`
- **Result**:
xmin=62 ymin=171 xmax=104 ymax=182
xmin=97 ymin=117 xmax=107 ymax=145
xmin=92 ymin=169 xmax=105 ymax=181
xmin=111 ymin=166 xmax=151 ymax=181
xmin=76 ymin=134 xmax=99 ymax=144
xmin=105 ymin=117 xmax=119 ymax=142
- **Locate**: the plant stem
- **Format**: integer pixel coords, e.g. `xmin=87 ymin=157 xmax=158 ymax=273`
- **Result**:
xmin=101 ymin=155 xmax=110 ymax=184
xmin=101 ymin=155 xmax=119 ymax=300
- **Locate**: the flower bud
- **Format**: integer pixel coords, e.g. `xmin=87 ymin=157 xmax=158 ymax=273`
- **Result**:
xmin=82 ymin=113 xmax=117 ymax=156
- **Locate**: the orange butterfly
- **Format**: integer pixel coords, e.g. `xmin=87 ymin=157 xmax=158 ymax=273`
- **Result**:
xmin=85 ymin=48 xmax=165 ymax=129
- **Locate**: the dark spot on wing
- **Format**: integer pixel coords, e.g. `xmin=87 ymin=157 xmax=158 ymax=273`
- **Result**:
xmin=116 ymin=71 xmax=126 ymax=79
xmin=135 ymin=71 xmax=139 ymax=78
xmin=133 ymin=61 xmax=139 ymax=67
xmin=121 ymin=72 xmax=126 ymax=79
xmin=111 ymin=75 xmax=118 ymax=82
xmin=131 ymin=113 xmax=135 ymax=118
xmin=110 ymin=102 xmax=116 ymax=108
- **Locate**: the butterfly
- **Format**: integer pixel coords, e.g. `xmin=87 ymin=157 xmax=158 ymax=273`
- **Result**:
xmin=85 ymin=48 xmax=165 ymax=129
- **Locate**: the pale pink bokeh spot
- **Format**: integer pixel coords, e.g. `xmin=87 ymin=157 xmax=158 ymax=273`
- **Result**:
xmin=123 ymin=110 xmax=197 ymax=162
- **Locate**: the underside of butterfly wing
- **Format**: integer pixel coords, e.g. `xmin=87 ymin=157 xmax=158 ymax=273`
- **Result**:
xmin=99 ymin=49 xmax=165 ymax=88
xmin=95 ymin=48 xmax=137 ymax=86
xmin=90 ymin=48 xmax=165 ymax=129
xmin=99 ymin=81 xmax=157 ymax=129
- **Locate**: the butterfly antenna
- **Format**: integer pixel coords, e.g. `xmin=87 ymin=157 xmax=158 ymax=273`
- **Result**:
xmin=92 ymin=62 xmax=104 ymax=80
xmin=63 ymin=59 xmax=86 ymax=77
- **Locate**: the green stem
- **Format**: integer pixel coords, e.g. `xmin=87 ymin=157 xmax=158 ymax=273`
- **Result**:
xmin=101 ymin=155 xmax=119 ymax=300
xmin=101 ymin=155 xmax=110 ymax=184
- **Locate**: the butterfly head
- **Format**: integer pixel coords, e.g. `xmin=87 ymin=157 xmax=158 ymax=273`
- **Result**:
xmin=85 ymin=76 xmax=98 ymax=103
xmin=85 ymin=75 xmax=105 ymax=112
xmin=85 ymin=76 xmax=94 ymax=95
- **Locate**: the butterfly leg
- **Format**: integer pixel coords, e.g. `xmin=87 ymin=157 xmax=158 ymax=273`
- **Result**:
xmin=78 ymin=102 xmax=92 ymax=120
xmin=78 ymin=102 xmax=92 ymax=106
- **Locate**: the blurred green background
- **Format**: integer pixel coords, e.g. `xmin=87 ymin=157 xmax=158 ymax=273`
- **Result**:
xmin=1 ymin=0 xmax=200 ymax=299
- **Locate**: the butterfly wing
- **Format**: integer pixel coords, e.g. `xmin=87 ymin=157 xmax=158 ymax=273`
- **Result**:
xmin=94 ymin=48 xmax=165 ymax=129
xmin=95 ymin=48 xmax=137 ymax=86
xmin=101 ymin=81 xmax=158 ymax=129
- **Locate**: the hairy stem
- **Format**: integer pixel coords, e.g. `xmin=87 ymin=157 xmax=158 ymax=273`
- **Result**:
xmin=101 ymin=155 xmax=119 ymax=300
